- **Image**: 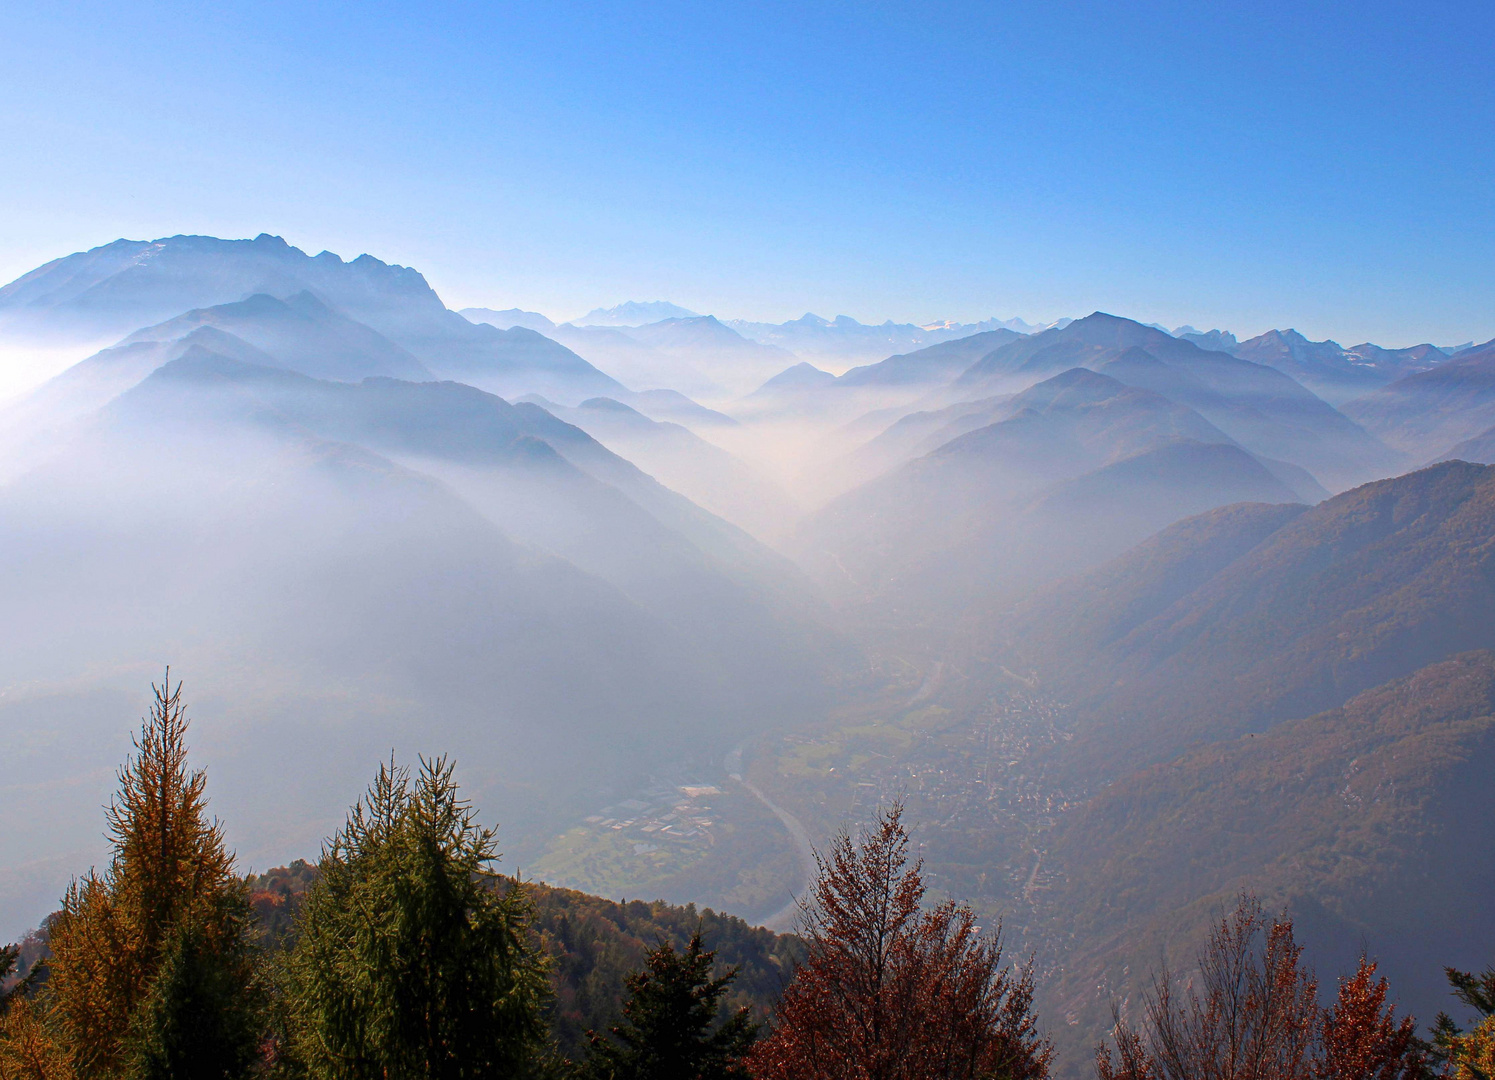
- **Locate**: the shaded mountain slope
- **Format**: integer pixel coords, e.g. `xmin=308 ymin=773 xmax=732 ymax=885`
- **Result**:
xmin=622 ymin=388 xmax=738 ymax=428
xmin=749 ymin=362 xmax=838 ymax=398
xmin=125 ymin=350 xmax=832 ymax=649
xmin=1342 ymin=338 xmax=1495 ymax=457
xmin=1042 ymin=652 xmax=1495 ymax=1074
xmin=459 ymin=307 xmax=557 ymax=332
xmin=1440 ymin=430 xmax=1495 ymax=464
xmin=398 ymin=321 xmax=626 ymax=403
xmin=953 ymin=313 xmax=1397 ymax=489
xmin=0 ymin=345 xmax=852 ymax=922
xmin=999 ymin=460 xmax=1495 ymax=769
xmin=0 ymin=361 xmax=702 ymax=832
xmin=812 ymin=394 xmax=1017 ymax=498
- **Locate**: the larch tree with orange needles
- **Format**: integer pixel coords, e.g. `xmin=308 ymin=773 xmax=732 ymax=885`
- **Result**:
xmin=42 ymin=673 xmax=263 ymax=1080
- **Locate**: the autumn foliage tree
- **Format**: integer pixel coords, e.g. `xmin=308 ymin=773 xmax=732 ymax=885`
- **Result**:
xmin=4 ymin=673 xmax=264 ymax=1080
xmin=1096 ymin=894 xmax=1427 ymax=1080
xmin=750 ymin=803 xmax=1052 ymax=1080
xmin=1434 ymin=964 xmax=1495 ymax=1080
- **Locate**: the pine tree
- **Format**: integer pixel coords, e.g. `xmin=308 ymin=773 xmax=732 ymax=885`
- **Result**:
xmin=281 ymin=755 xmax=550 ymax=1080
xmin=41 ymin=672 xmax=263 ymax=1080
xmin=581 ymin=930 xmax=757 ymax=1080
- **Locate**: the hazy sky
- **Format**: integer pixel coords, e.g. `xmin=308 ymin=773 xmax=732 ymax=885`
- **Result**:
xmin=1 ymin=0 xmax=1491 ymax=344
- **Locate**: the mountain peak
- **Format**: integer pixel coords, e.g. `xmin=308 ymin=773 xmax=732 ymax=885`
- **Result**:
xmin=753 ymin=361 xmax=836 ymax=394
xmin=574 ymin=300 xmax=698 ymax=326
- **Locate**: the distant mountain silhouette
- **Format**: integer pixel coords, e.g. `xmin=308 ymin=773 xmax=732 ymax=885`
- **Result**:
xmin=0 ymin=341 xmax=852 ymax=879
xmin=0 ymin=354 xmax=724 ymax=872
xmin=546 ymin=323 xmax=726 ymax=400
xmin=122 ymin=292 xmax=433 ymax=382
xmin=574 ymin=301 xmax=699 ymax=326
xmin=622 ymin=388 xmax=738 ymax=428
xmin=726 ymin=314 xmax=1053 ymax=366
xmin=614 ymin=316 xmax=800 ymax=398
xmin=749 ymin=362 xmax=837 ymax=396
xmin=1232 ymin=328 xmax=1446 ymax=404
xmin=792 ymin=367 xmax=1303 ymax=616
xmin=1342 ymin=338 xmax=1495 ymax=457
xmin=836 ymin=329 xmax=1024 ymax=388
xmin=0 ymin=233 xmax=445 ymax=343
xmin=460 ymin=307 xmax=558 ymax=332
xmin=0 ymin=234 xmax=627 ymax=402
xmin=1174 ymin=327 xmax=1237 ymax=352
xmin=951 ymin=312 xmax=1399 ymax=490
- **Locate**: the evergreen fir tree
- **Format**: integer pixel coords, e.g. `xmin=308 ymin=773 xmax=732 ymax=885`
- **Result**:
xmin=581 ymin=931 xmax=757 ymax=1080
xmin=282 ymin=755 xmax=550 ymax=1080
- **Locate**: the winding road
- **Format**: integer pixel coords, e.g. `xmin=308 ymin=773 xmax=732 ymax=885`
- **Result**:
xmin=726 ymin=743 xmax=818 ymax=932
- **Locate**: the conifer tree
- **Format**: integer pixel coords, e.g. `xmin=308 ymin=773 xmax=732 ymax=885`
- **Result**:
xmin=0 ymin=947 xmax=40 ymax=1016
xmin=1434 ymin=963 xmax=1495 ymax=1080
xmin=282 ymin=755 xmax=549 ymax=1080
xmin=581 ymin=930 xmax=757 ymax=1080
xmin=43 ymin=673 xmax=263 ymax=1080
xmin=0 ymin=942 xmax=64 ymax=1080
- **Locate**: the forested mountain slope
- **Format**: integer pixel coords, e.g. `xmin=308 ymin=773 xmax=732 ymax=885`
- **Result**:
xmin=1041 ymin=652 xmax=1495 ymax=1072
xmin=993 ymin=459 xmax=1495 ymax=773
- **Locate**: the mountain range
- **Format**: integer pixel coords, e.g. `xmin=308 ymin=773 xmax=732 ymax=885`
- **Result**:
xmin=4 ymin=234 xmax=1492 ymax=1080
xmin=0 ymin=234 xmax=627 ymax=404
xmin=723 ymin=313 xmax=1064 ymax=366
xmin=1232 ymin=327 xmax=1451 ymax=404
xmin=790 ymin=366 xmax=1314 ymax=619
xmin=1342 ymin=338 xmax=1495 ymax=458
xmin=574 ymin=300 xmax=700 ymax=326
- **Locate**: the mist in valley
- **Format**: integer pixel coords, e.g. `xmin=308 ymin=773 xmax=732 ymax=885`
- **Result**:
xmin=2 ymin=232 xmax=1493 ymax=1075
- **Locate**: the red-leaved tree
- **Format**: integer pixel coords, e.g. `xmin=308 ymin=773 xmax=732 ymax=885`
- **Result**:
xmin=1096 ymin=895 xmax=1427 ymax=1080
xmin=750 ymin=804 xmax=1052 ymax=1080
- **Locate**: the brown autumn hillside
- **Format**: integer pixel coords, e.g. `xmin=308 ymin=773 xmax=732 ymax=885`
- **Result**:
xmin=1036 ymin=651 xmax=1495 ymax=1072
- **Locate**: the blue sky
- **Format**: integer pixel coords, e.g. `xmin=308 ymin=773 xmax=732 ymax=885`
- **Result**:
xmin=1 ymin=0 xmax=1491 ymax=344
